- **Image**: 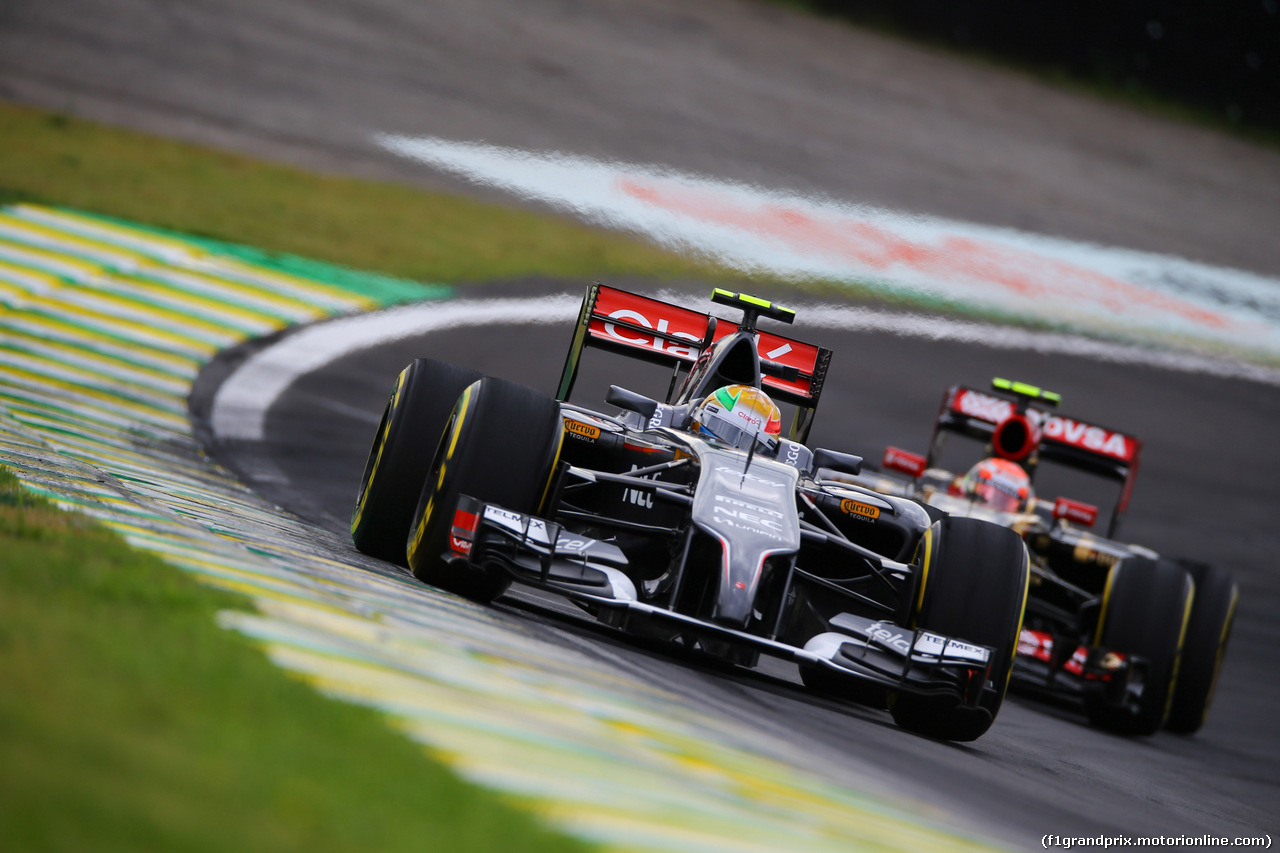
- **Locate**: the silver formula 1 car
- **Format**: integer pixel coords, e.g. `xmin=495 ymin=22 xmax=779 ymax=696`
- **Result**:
xmin=351 ymin=285 xmax=1030 ymax=741
xmin=845 ymin=379 xmax=1238 ymax=735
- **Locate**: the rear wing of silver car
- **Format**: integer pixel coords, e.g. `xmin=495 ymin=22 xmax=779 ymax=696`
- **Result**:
xmin=556 ymin=283 xmax=832 ymax=443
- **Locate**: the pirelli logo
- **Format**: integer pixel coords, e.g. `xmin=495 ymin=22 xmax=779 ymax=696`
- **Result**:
xmin=840 ymin=499 xmax=880 ymax=521
xmin=564 ymin=420 xmax=601 ymax=441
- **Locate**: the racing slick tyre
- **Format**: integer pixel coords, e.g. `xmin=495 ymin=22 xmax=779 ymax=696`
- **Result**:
xmin=889 ymin=516 xmax=1030 ymax=742
xmin=1083 ymin=557 xmax=1193 ymax=736
xmin=351 ymin=359 xmax=482 ymax=566
xmin=407 ymin=377 xmax=563 ymax=602
xmin=1165 ymin=560 xmax=1238 ymax=734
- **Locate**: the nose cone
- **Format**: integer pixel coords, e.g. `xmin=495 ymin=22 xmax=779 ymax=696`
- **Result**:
xmin=711 ymin=547 xmax=764 ymax=627
xmin=690 ymin=448 xmax=801 ymax=629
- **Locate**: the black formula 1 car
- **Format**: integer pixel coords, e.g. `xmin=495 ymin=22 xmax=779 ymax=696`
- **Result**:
xmin=845 ymin=379 xmax=1239 ymax=735
xmin=351 ymin=284 xmax=1030 ymax=741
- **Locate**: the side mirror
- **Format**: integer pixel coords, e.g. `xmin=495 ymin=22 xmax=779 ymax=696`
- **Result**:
xmin=606 ymin=385 xmax=659 ymax=420
xmin=882 ymin=446 xmax=927 ymax=478
xmin=813 ymin=448 xmax=863 ymax=477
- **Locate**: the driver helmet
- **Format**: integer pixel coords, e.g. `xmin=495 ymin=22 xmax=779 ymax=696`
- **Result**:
xmin=961 ymin=458 xmax=1033 ymax=513
xmin=691 ymin=385 xmax=782 ymax=454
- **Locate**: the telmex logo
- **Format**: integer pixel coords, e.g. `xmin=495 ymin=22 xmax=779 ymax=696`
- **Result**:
xmin=565 ymin=419 xmax=601 ymax=440
xmin=841 ymin=499 xmax=880 ymax=520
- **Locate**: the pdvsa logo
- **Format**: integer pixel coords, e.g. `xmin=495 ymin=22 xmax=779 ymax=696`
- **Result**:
xmin=1042 ymin=416 xmax=1132 ymax=460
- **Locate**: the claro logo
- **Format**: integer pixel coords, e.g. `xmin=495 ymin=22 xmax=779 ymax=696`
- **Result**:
xmin=601 ymin=308 xmax=702 ymax=359
xmin=868 ymin=625 xmax=912 ymax=655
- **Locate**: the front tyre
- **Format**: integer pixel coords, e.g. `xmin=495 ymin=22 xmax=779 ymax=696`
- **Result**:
xmin=890 ymin=516 xmax=1030 ymax=742
xmin=1165 ymin=560 xmax=1237 ymax=734
xmin=351 ymin=359 xmax=483 ymax=566
xmin=1084 ymin=557 xmax=1192 ymax=736
xmin=407 ymin=377 xmax=563 ymax=602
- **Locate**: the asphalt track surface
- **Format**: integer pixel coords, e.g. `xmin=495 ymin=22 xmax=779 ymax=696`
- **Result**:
xmin=5 ymin=0 xmax=1279 ymax=847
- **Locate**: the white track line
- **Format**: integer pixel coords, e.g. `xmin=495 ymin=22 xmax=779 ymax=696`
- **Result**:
xmin=210 ymin=293 xmax=1280 ymax=444
xmin=211 ymin=296 xmax=579 ymax=441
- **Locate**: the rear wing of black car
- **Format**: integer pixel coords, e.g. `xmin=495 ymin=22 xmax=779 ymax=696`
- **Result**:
xmin=556 ymin=283 xmax=832 ymax=442
xmin=928 ymin=384 xmax=1143 ymax=537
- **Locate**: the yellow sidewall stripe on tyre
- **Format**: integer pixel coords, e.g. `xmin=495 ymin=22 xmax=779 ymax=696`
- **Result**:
xmin=0 ymin=203 xmax=1011 ymax=853
xmin=350 ymin=369 xmax=406 ymax=534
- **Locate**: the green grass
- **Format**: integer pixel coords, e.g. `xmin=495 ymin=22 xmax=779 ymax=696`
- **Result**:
xmin=1 ymin=99 xmax=615 ymax=851
xmin=0 ymin=101 xmax=731 ymax=286
xmin=0 ymin=469 xmax=591 ymax=853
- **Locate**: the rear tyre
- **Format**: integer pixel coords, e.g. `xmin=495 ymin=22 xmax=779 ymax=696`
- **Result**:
xmin=351 ymin=359 xmax=483 ymax=566
xmin=890 ymin=516 xmax=1030 ymax=742
xmin=407 ymin=377 xmax=563 ymax=602
xmin=1084 ymin=557 xmax=1192 ymax=736
xmin=1165 ymin=560 xmax=1237 ymax=734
